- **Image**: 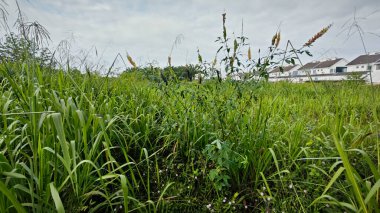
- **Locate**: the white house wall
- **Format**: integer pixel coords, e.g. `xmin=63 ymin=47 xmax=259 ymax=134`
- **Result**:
xmin=347 ymin=64 xmax=371 ymax=72
xmin=310 ymin=59 xmax=347 ymax=75
xmin=371 ymin=63 xmax=380 ymax=83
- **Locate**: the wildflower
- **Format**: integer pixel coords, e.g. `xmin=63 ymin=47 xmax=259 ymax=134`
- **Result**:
xmin=267 ymin=197 xmax=271 ymax=201
xmin=228 ymin=201 xmax=232 ymax=205
xmin=289 ymin=184 xmax=293 ymax=189
xmin=223 ymin=198 xmax=226 ymax=203
xmin=206 ymin=204 xmax=212 ymax=209
xmin=326 ymin=204 xmax=330 ymax=208
xmin=245 ymin=205 xmax=248 ymax=209
xmin=195 ymin=176 xmax=198 ymax=180
xmin=304 ymin=190 xmax=307 ymax=194
xmin=260 ymin=192 xmax=264 ymax=196
xmin=262 ymin=186 xmax=266 ymax=190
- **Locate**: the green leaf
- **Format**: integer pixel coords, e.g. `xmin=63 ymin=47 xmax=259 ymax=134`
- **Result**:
xmin=2 ymin=171 xmax=26 ymax=179
xmin=51 ymin=113 xmax=71 ymax=171
xmin=50 ymin=183 xmax=65 ymax=213
xmin=209 ymin=169 xmax=218 ymax=181
xmin=364 ymin=179 xmax=380 ymax=204
xmin=0 ymin=180 xmax=26 ymax=213
xmin=120 ymin=175 xmax=128 ymax=213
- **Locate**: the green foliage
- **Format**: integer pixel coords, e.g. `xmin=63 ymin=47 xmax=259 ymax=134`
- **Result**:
xmin=1 ymin=59 xmax=379 ymax=212
xmin=0 ymin=33 xmax=54 ymax=66
xmin=0 ymin=6 xmax=378 ymax=212
xmin=203 ymin=139 xmax=246 ymax=191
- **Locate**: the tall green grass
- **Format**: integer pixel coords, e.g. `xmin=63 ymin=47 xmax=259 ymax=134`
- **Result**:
xmin=0 ymin=59 xmax=380 ymax=212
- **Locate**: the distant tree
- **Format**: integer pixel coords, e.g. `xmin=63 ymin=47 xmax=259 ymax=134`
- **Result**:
xmin=163 ymin=64 xmax=202 ymax=81
xmin=0 ymin=33 xmax=54 ymax=67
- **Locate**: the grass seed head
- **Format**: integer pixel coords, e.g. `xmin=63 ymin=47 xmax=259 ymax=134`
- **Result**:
xmin=304 ymin=24 xmax=332 ymax=47
xmin=127 ymin=54 xmax=137 ymax=68
xmin=212 ymin=55 xmax=217 ymax=67
xmin=271 ymin=33 xmax=277 ymax=46
xmin=248 ymin=47 xmax=252 ymax=60
xmin=168 ymin=56 xmax=172 ymax=66
xmin=271 ymin=32 xmax=280 ymax=47
xmin=275 ymin=32 xmax=281 ymax=48
xmin=197 ymin=49 xmax=203 ymax=63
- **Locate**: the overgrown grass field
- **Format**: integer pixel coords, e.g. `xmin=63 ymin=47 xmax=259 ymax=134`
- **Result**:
xmin=1 ymin=61 xmax=380 ymax=212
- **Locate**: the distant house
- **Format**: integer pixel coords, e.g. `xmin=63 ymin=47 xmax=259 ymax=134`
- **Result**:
xmin=297 ymin=61 xmax=320 ymax=76
xmin=310 ymin=58 xmax=347 ymax=75
xmin=346 ymin=52 xmax=380 ymax=83
xmin=267 ymin=52 xmax=380 ymax=84
xmin=306 ymin=58 xmax=348 ymax=82
xmin=268 ymin=65 xmax=300 ymax=82
xmin=285 ymin=58 xmax=348 ymax=82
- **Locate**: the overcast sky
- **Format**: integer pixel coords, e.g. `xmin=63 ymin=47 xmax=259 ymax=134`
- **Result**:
xmin=4 ymin=0 xmax=380 ymax=71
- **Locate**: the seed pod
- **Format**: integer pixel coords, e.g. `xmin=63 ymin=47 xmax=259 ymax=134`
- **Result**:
xmin=168 ymin=56 xmax=172 ymax=66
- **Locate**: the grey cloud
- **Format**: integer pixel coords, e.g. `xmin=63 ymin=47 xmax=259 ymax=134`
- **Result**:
xmin=5 ymin=0 xmax=380 ymax=70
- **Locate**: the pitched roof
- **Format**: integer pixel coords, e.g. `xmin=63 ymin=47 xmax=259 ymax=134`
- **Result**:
xmin=299 ymin=61 xmax=320 ymax=70
xmin=314 ymin=58 xmax=343 ymax=68
xmin=299 ymin=58 xmax=343 ymax=70
xmin=347 ymin=53 xmax=380 ymax=65
xmin=269 ymin=65 xmax=298 ymax=73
